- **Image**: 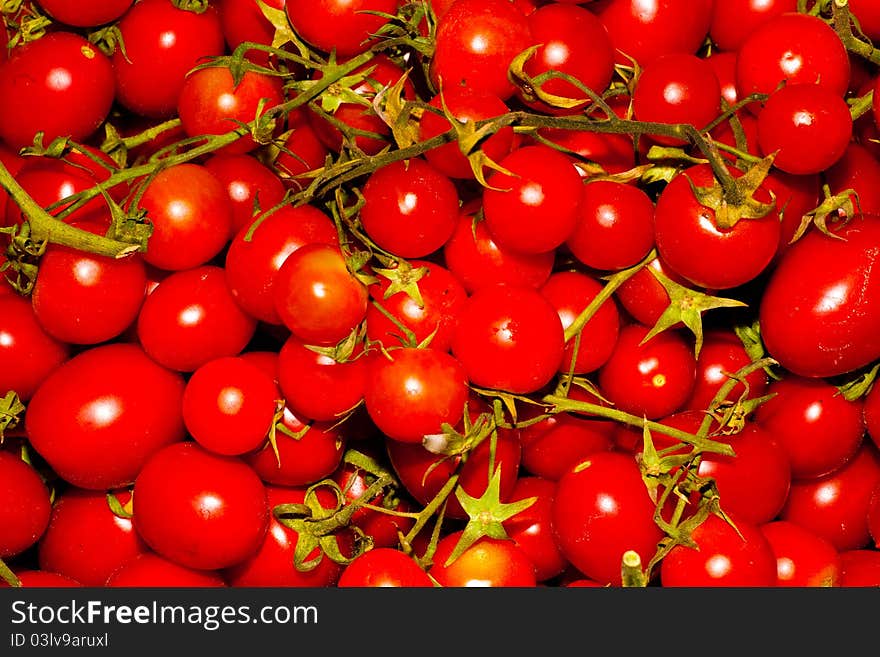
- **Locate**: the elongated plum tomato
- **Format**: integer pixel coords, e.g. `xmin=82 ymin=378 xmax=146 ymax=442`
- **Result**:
xmin=759 ymin=214 xmax=880 ymax=378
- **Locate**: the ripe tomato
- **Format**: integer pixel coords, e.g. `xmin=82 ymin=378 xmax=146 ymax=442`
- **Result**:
xmin=754 ymin=375 xmax=865 ymax=480
xmin=428 ymin=531 xmax=537 ymax=587
xmin=540 ymin=270 xmax=621 ymax=375
xmin=1 ymin=571 xmax=83 ymax=588
xmin=217 ymin=0 xmax=286 ymax=68
xmin=824 ymin=143 xmax=880 ymax=220
xmin=864 ymin=382 xmax=880 ymax=452
xmin=0 ymin=31 xmax=115 ymax=150
xmin=177 ymin=66 xmax=285 ymax=155
xmin=34 ymin=0 xmax=133 ymax=27
xmin=759 ymin=520 xmax=841 ymax=587
xmin=757 ymin=83 xmax=852 ymax=175
xmin=552 ymin=451 xmax=664 ymax=586
xmin=566 ymin=180 xmax=655 ymax=272
xmin=519 ymin=409 xmax=614 ymax=481
xmin=759 ymin=215 xmax=880 ymax=378
xmin=273 ymin=242 xmax=369 ymax=346
xmin=442 ymin=211 xmax=555 ymax=294
xmin=614 ymin=255 xmax=691 ymax=327
xmin=838 ymin=549 xmax=880 ymax=587
xmin=203 ymin=153 xmax=286 ymax=233
xmin=450 ymin=283 xmax=564 ymax=394
xmin=338 ymin=548 xmax=434 ymax=587
xmin=0 ymin=452 xmax=51 ymax=558
xmin=133 ymin=441 xmax=270 ymax=571
xmin=359 ymin=158 xmax=460 ymax=259
xmin=364 ymin=347 xmax=469 ymax=444
xmin=32 ymin=222 xmax=147 ymax=346
xmin=597 ymin=323 xmax=696 ymax=420
xmin=285 ymin=0 xmax=396 ymax=57
xmin=430 ymin=0 xmax=532 ymax=100
xmin=37 ymin=488 xmax=146 ymax=587
xmin=106 ymin=553 xmax=226 ymax=587
xmin=504 ymin=475 xmax=568 ymax=582
xmin=709 ymin=0 xmax=797 ymax=52
xmin=482 ymin=144 xmax=583 ymax=255
xmin=113 ymin=0 xmax=226 ymax=118
xmin=182 ymin=356 xmax=279 ymax=456
xmin=660 ymin=513 xmax=778 ymax=587
xmin=25 ymin=343 xmax=186 ymax=490
xmin=136 ymin=265 xmax=257 ymax=372
xmin=0 ymin=295 xmax=70 ymax=402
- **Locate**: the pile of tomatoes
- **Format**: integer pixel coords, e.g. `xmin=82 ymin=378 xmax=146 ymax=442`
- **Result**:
xmin=2 ymin=0 xmax=880 ymax=589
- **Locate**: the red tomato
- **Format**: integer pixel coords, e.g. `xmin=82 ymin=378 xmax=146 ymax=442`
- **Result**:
xmin=133 ymin=442 xmax=270 ymax=570
xmin=285 ymin=0 xmax=396 ymax=56
xmin=218 ymin=0 xmax=287 ymax=67
xmin=450 ymin=283 xmax=565 ymax=394
xmin=566 ymin=180 xmax=655 ymax=272
xmin=759 ymin=215 xmax=880 ymax=378
xmin=866 ymin=484 xmax=880 ymax=549
xmin=106 ymin=553 xmax=226 ymax=587
xmin=2 ymin=571 xmax=83 ymax=588
xmin=850 ymin=0 xmax=880 ymax=41
xmin=660 ymin=513 xmax=778 ymax=587
xmin=504 ymin=475 xmax=568 ymax=582
xmin=203 ymin=153 xmax=286 ymax=234
xmin=765 ymin=169 xmax=822 ymax=256
xmin=113 ymin=0 xmax=225 ymax=118
xmin=597 ymin=324 xmax=696 ymax=420
xmin=442 ymin=211 xmax=555 ymax=294
xmin=182 ymin=356 xmax=279 ymax=456
xmin=34 ymin=0 xmax=133 ymax=27
xmin=0 ymin=295 xmax=70 ymax=402
xmin=25 ymin=343 xmax=186 ymax=490
xmin=338 ymin=548 xmax=434 ymax=587
xmin=272 ymin=243 xmax=369 ymax=346
xmin=137 ymin=163 xmax=234 ymax=271
xmin=0 ymin=32 xmax=115 ymax=150
xmin=754 ymin=375 xmax=865 ymax=480
xmin=428 ymin=531 xmax=537 ymax=587
xmin=759 ymin=520 xmax=841 ymax=587
xmin=838 ymin=549 xmax=880 ymax=586
xmin=780 ymin=443 xmax=880 ymax=551
xmin=0 ymin=452 xmax=51 ymax=558
xmin=824 ymin=143 xmax=880 ymax=221
xmin=552 ymin=451 xmax=664 ymax=586
xmin=709 ymin=0 xmax=797 ymax=52
xmin=136 ymin=265 xmax=258 ymax=372
xmin=430 ymin=0 xmax=533 ymax=101
xmin=482 ymin=145 xmax=583 ymax=255
xmin=540 ymin=270 xmax=621 ymax=375
xmin=177 ymin=66 xmax=285 ymax=155
xmin=757 ymin=83 xmax=852 ymax=175
xmin=519 ymin=410 xmax=614 ymax=481
xmin=865 ymin=382 xmax=880 ymax=452
xmin=614 ymin=255 xmax=691 ymax=327
xmin=364 ymin=347 xmax=469 ymax=444
xmin=37 ymin=488 xmax=146 ymax=587
xmin=359 ymin=158 xmax=460 ymax=259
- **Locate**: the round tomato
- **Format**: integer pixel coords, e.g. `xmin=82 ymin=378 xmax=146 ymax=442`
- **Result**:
xmin=503 ymin=475 xmax=568 ymax=582
xmin=203 ymin=153 xmax=286 ymax=234
xmin=285 ymin=0 xmax=396 ymax=57
xmin=709 ymin=0 xmax=797 ymax=52
xmin=759 ymin=520 xmax=841 ymax=587
xmin=106 ymin=553 xmax=226 ymax=587
xmin=428 ymin=531 xmax=537 ymax=587
xmin=0 ymin=452 xmax=51 ymax=558
xmin=34 ymin=0 xmax=133 ymax=27
xmin=338 ymin=548 xmax=434 ymax=587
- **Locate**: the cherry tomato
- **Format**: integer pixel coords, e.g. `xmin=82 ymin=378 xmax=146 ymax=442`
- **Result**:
xmin=34 ymin=0 xmax=133 ymax=27
xmin=218 ymin=0 xmax=287 ymax=68
xmin=428 ymin=531 xmax=537 ymax=587
xmin=614 ymin=255 xmax=692 ymax=327
xmin=133 ymin=441 xmax=270 ymax=570
xmin=136 ymin=265 xmax=258 ymax=372
xmin=106 ymin=553 xmax=226 ymax=587
xmin=552 ymin=451 xmax=664 ymax=586
xmin=504 ymin=475 xmax=568 ymax=582
xmin=2 ymin=571 xmax=83 ymax=588
xmin=0 ymin=452 xmax=51 ymax=558
xmin=285 ymin=0 xmax=396 ymax=57
xmin=450 ymin=283 xmax=564 ymax=394
xmin=203 ymin=153 xmax=286 ymax=233
xmin=709 ymin=0 xmax=797 ymax=52
xmin=864 ymin=382 xmax=880 ymax=452
xmin=338 ymin=548 xmax=434 ymax=587
xmin=838 ymin=549 xmax=880 ymax=587
xmin=759 ymin=520 xmax=841 ymax=587
xmin=520 ymin=410 xmax=615 ymax=481
xmin=25 ymin=343 xmax=186 ymax=490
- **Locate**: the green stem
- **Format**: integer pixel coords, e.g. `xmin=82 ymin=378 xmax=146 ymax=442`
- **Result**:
xmin=832 ymin=0 xmax=880 ymax=65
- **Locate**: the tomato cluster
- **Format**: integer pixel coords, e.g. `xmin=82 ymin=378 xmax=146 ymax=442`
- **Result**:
xmin=3 ymin=0 xmax=880 ymax=589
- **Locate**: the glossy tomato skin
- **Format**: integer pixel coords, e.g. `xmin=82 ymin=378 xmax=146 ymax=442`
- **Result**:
xmin=760 ymin=520 xmax=841 ymax=587
xmin=660 ymin=513 xmax=778 ymax=587
xmin=133 ymin=442 xmax=270 ymax=571
xmin=442 ymin=211 xmax=555 ymax=294
xmin=653 ymin=162 xmax=781 ymax=290
xmin=428 ymin=531 xmax=537 ymax=587
xmin=754 ymin=375 xmax=865 ymax=480
xmin=838 ymin=549 xmax=880 ymax=586
xmin=224 ymin=204 xmax=339 ymax=325
xmin=504 ymin=476 xmax=568 ymax=582
xmin=757 ymin=83 xmax=852 ymax=176
xmin=338 ymin=548 xmax=434 ymax=587
xmin=482 ymin=145 xmax=583 ymax=255
xmin=106 ymin=553 xmax=226 ymax=587
xmin=0 ymin=32 xmax=115 ymax=150
xmin=709 ymin=0 xmax=797 ymax=52
xmin=780 ymin=443 xmax=880 ymax=551
xmin=430 ymin=0 xmax=532 ymax=101
xmin=203 ymin=153 xmax=286 ymax=234
xmin=359 ymin=159 xmax=460 ymax=259
xmin=364 ymin=347 xmax=469 ymax=444
xmin=0 ymin=295 xmax=70 ymax=402
xmin=540 ymin=270 xmax=620 ymax=375
xmin=519 ymin=411 xmax=614 ymax=481
xmin=450 ymin=283 xmax=564 ymax=395
xmin=25 ymin=343 xmax=186 ymax=490
xmin=825 ymin=143 xmax=880 ymax=221
xmin=759 ymin=215 xmax=880 ymax=379
xmin=137 ymin=265 xmax=257 ymax=372
xmin=598 ymin=324 xmax=696 ymax=420
xmin=37 ymin=488 xmax=147 ymax=587
xmin=34 ymin=0 xmax=133 ymax=26
xmin=614 ymin=255 xmax=691 ymax=327
xmin=273 ymin=243 xmax=369 ymax=346
xmin=864 ymin=382 xmax=880 ymax=452
xmin=552 ymin=451 xmax=663 ymax=586
xmin=0 ymin=452 xmax=52 ymax=558
xmin=32 ymin=224 xmax=148 ymax=346
xmin=113 ymin=0 xmax=226 ymax=118
xmin=285 ymin=0 xmax=396 ymax=56
xmin=218 ymin=0 xmax=286 ymax=68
